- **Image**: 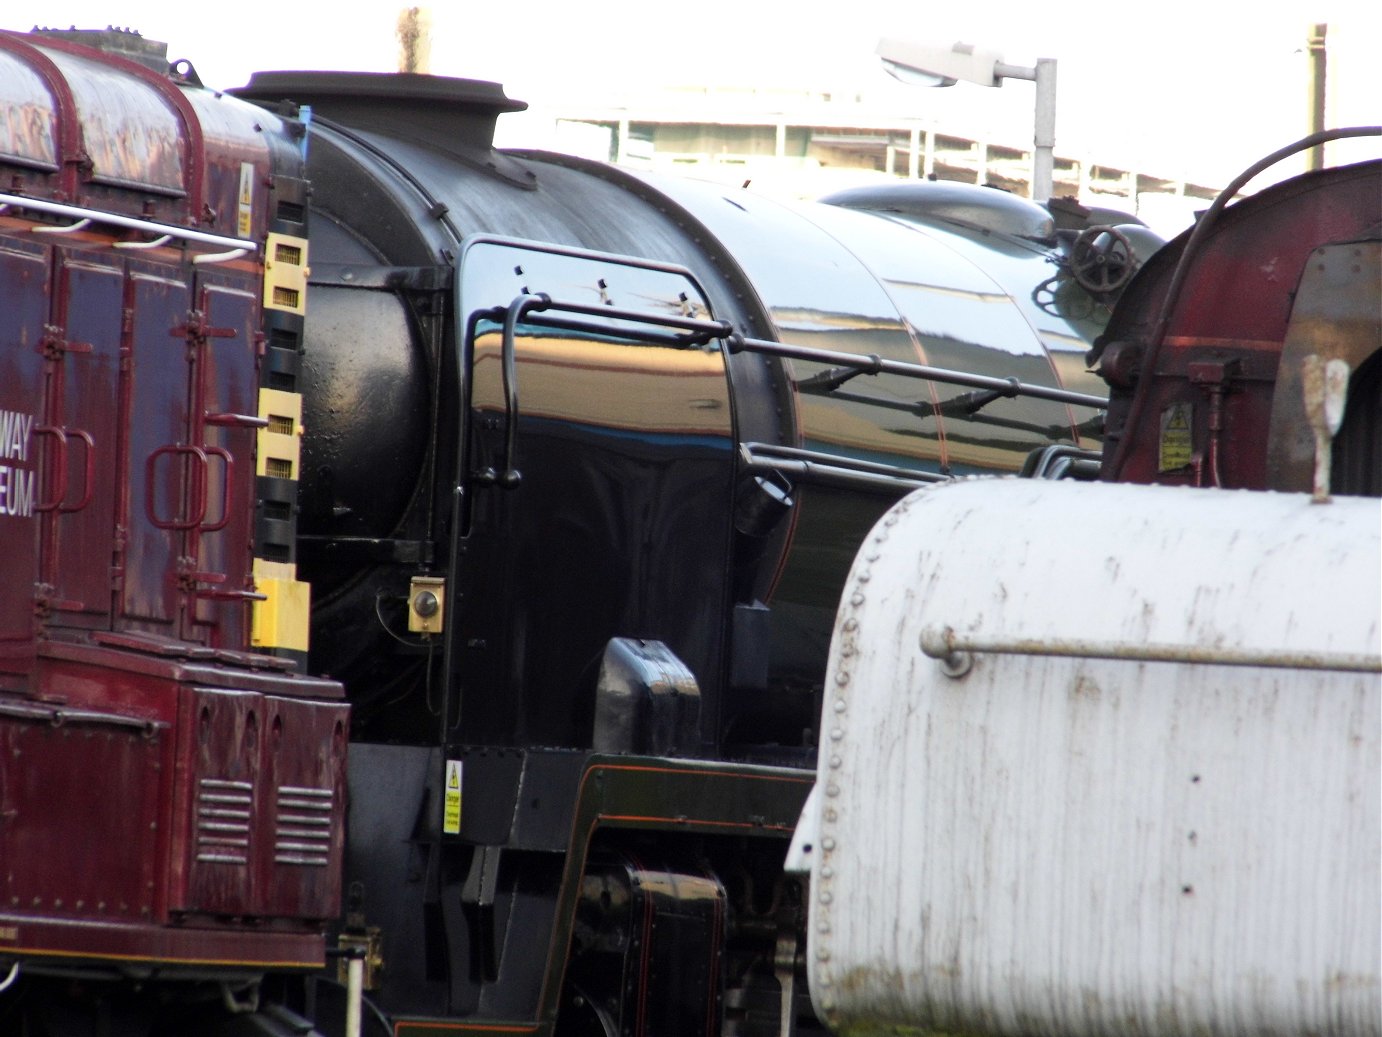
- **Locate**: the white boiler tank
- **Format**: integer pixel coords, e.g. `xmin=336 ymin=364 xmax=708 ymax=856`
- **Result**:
xmin=788 ymin=477 xmax=1381 ymax=1037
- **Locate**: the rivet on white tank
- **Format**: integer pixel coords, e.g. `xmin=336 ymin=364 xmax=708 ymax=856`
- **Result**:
xmin=820 ymin=865 xmax=833 ymax=879
xmin=825 ymin=808 xmax=838 ymax=821
xmin=832 ymin=696 xmax=847 ymax=711
xmin=816 ymin=948 xmax=831 ymax=962
xmin=828 ymin=755 xmax=841 ymax=769
xmin=843 ymin=618 xmax=858 ymax=632
xmin=850 ymin=592 xmax=865 ymax=606
xmin=816 ymin=921 xmax=831 ymax=934
xmin=826 ymin=784 xmax=840 ymax=798
xmin=857 ymin=570 xmax=870 ymax=583
xmin=818 ymin=891 xmax=833 ymax=905
xmin=829 ymin=727 xmax=843 ymax=741
xmin=835 ymin=671 xmax=849 ymax=687
xmin=822 ymin=837 xmax=835 ymax=851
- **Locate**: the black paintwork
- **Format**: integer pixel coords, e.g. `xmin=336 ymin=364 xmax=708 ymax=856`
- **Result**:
xmin=227 ymin=69 xmax=1125 ymax=1032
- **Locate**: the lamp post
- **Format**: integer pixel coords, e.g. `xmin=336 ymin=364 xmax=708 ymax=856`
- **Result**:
xmin=877 ymin=38 xmax=1057 ymax=204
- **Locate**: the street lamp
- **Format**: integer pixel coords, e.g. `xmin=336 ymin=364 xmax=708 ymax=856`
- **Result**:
xmin=877 ymin=38 xmax=1057 ymax=204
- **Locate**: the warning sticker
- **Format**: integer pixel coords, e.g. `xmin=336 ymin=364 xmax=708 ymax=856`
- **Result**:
xmin=443 ymin=759 xmax=463 ymax=835
xmin=1159 ymin=401 xmax=1193 ymax=472
xmin=237 ymin=162 xmax=255 ymax=238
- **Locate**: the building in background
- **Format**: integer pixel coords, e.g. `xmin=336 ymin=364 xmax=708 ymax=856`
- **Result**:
xmin=507 ymin=85 xmax=1222 ymax=234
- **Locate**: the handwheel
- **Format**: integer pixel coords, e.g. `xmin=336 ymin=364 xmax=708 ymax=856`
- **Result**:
xmin=1070 ymin=226 xmax=1135 ymax=293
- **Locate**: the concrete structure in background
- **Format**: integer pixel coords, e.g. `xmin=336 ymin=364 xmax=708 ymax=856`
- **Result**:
xmin=544 ymin=87 xmax=1221 ymax=231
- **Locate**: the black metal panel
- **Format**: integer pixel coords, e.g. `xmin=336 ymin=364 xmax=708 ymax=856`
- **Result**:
xmin=344 ymin=742 xmax=447 ymax=1016
xmin=452 ymin=243 xmax=737 ymax=753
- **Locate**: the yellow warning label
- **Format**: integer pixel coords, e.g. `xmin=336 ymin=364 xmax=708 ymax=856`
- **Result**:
xmin=237 ymin=162 xmax=254 ymax=238
xmin=1159 ymin=401 xmax=1193 ymax=472
xmin=443 ymin=759 xmax=462 ymax=835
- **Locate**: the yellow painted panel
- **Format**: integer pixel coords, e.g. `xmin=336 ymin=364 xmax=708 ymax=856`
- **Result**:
xmin=251 ymin=558 xmax=311 ymax=652
xmin=256 ymin=388 xmax=303 ymax=479
xmin=263 ymin=232 xmax=309 ymax=315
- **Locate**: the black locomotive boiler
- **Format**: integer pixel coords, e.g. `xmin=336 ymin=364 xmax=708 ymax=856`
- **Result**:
xmin=233 ymin=68 xmax=1125 ymax=1035
xmin=1 ymin=30 xmax=1135 ymax=1037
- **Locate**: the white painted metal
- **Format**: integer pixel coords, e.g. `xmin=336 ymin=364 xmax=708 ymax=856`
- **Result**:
xmin=789 ymin=478 xmax=1381 ymax=1037
xmin=346 ymin=955 xmax=363 ymax=1037
xmin=0 ymin=192 xmax=258 ymax=252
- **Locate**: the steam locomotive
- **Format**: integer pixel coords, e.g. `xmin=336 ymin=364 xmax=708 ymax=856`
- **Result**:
xmin=4 ymin=23 xmax=1372 ymax=1037
xmin=788 ymin=134 xmax=1382 ymax=1035
xmin=0 ymin=27 xmax=1130 ymax=1036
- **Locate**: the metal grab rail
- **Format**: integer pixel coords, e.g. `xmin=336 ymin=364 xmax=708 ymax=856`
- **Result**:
xmin=0 ymin=191 xmax=258 ymax=253
xmin=145 ymin=444 xmax=209 ymax=531
xmin=470 ymin=292 xmax=1110 ymax=498
xmin=498 ymin=293 xmax=1108 ymax=409
xmin=473 ymin=293 xmax=733 ymax=489
xmin=743 ymin=442 xmax=947 ymax=495
xmin=919 ymin=624 xmax=1382 ymax=675
xmin=725 ymin=333 xmax=1108 ymax=410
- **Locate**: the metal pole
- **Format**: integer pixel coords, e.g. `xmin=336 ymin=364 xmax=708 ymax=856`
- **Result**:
xmin=995 ymin=58 xmax=1056 ymax=204
xmin=1031 ymin=58 xmax=1056 ymax=203
xmin=346 ymin=956 xmax=364 ymax=1037
xmin=616 ymin=117 xmax=630 ymax=164
xmin=1306 ymin=23 xmax=1328 ymax=170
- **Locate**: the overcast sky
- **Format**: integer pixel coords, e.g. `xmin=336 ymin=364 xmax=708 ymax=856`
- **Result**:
xmin=9 ymin=1 xmax=1379 ymax=189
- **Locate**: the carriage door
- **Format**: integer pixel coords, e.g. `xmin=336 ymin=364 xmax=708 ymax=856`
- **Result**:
xmin=36 ymin=249 xmax=124 ymax=633
xmin=121 ymin=263 xmax=261 ymax=648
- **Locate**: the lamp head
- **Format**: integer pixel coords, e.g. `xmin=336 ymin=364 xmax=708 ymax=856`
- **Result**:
xmin=876 ymin=38 xmax=1004 ymax=89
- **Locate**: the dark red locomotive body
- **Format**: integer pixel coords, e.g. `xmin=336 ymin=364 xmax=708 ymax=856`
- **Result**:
xmin=0 ymin=28 xmax=347 ymax=1001
xmin=1094 ymin=147 xmax=1380 ymax=494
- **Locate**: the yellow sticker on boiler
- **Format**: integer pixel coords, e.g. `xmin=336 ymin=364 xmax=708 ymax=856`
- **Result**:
xmin=443 ymin=759 xmax=463 ymax=835
xmin=1159 ymin=401 xmax=1193 ymax=472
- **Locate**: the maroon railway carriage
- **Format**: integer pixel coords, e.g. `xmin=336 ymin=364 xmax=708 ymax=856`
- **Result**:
xmin=0 ymin=27 xmax=347 ymax=1006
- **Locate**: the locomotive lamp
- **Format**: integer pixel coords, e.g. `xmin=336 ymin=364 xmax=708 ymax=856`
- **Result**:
xmin=408 ymin=575 xmax=446 ymax=634
xmin=878 ymin=37 xmax=1057 ymax=204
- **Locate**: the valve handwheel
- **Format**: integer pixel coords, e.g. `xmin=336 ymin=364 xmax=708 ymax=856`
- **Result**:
xmin=1070 ymin=226 xmax=1135 ymax=293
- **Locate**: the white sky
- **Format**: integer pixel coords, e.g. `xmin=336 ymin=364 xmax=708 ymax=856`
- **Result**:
xmin=9 ymin=1 xmax=1380 ymax=188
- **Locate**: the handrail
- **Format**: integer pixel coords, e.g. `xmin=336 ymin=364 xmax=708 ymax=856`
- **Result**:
xmin=0 ymin=191 xmax=258 ymax=254
xmin=492 ymin=294 xmax=1108 ymax=410
xmin=146 ymin=444 xmax=209 ymax=530
xmin=469 ymin=291 xmax=1109 ymax=500
xmin=920 ymin=624 xmax=1382 ymax=675
xmin=744 ymin=441 xmax=947 ymax=493
xmin=474 ymin=293 xmax=728 ymax=489
xmin=492 ymin=294 xmax=551 ymax=488
xmin=726 ymin=334 xmax=1108 ymax=410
